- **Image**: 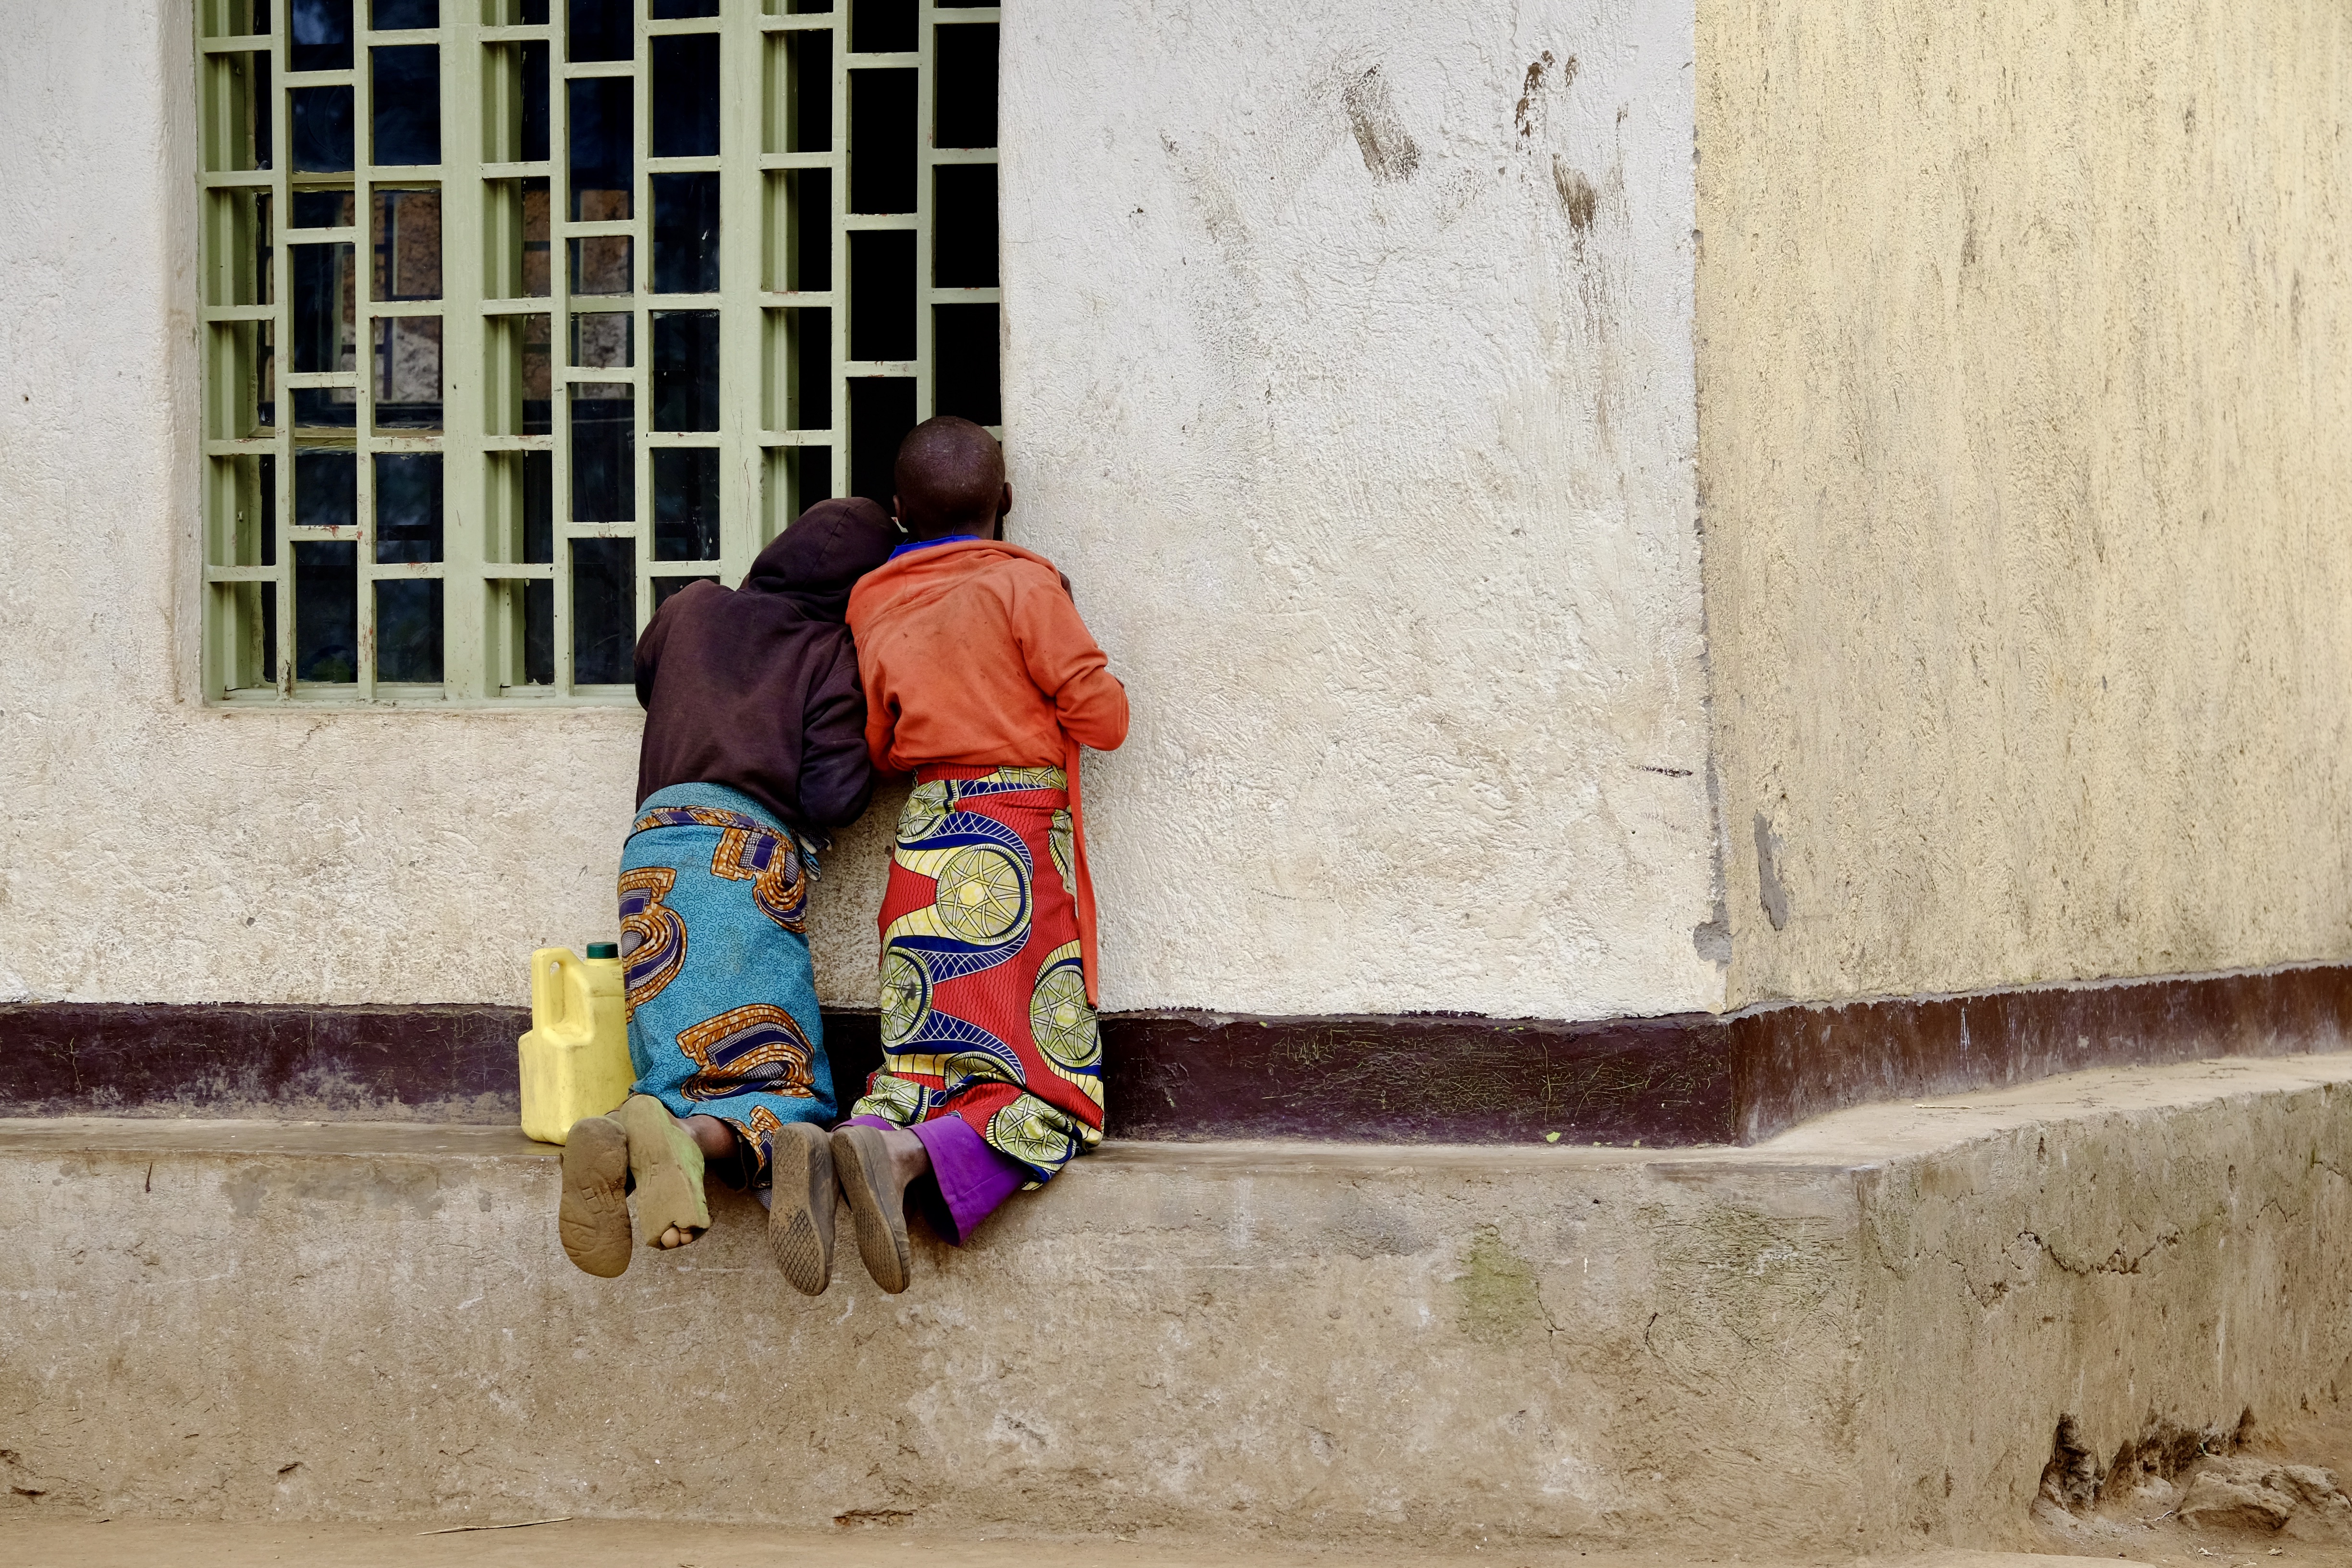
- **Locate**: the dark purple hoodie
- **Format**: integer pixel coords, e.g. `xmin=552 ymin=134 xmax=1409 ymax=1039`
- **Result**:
xmin=633 ymin=497 xmax=897 ymax=833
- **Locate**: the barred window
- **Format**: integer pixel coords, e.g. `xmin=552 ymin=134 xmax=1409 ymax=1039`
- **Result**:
xmin=197 ymin=0 xmax=1001 ymax=701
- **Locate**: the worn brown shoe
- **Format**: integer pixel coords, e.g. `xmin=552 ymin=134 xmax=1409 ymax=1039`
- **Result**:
xmin=830 ymin=1124 xmax=913 ymax=1294
xmin=558 ymin=1113 xmax=631 ymax=1277
xmin=766 ymin=1120 xmax=836 ymax=1295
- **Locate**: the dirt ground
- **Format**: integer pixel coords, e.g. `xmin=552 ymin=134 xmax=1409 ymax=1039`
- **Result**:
xmin=0 ymin=1526 xmax=2200 ymax=1568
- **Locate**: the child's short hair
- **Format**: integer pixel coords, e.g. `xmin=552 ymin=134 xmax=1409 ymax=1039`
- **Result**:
xmin=894 ymin=416 xmax=1005 ymax=537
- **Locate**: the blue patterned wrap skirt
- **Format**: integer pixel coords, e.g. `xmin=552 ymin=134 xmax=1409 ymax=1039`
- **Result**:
xmin=618 ymin=783 xmax=836 ymax=1181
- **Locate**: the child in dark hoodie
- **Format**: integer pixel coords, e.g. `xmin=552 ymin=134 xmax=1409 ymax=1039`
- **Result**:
xmin=558 ymin=497 xmax=894 ymax=1295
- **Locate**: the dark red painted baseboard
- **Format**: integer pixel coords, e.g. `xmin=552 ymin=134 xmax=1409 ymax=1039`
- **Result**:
xmin=1 ymin=964 xmax=2344 ymax=1145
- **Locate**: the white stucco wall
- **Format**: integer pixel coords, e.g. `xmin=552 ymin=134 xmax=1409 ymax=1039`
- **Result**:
xmin=1001 ymin=0 xmax=1717 ymax=1017
xmin=0 ymin=0 xmax=1716 ymax=1021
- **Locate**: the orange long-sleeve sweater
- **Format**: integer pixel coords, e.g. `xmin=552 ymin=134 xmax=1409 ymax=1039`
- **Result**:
xmin=846 ymin=539 xmax=1128 ymax=999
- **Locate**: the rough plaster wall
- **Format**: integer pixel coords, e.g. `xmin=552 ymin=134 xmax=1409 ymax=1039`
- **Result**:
xmin=0 ymin=0 xmax=1716 ymax=1021
xmin=1697 ymin=0 xmax=2352 ymax=1007
xmin=1000 ymin=0 xmax=1720 ymax=1018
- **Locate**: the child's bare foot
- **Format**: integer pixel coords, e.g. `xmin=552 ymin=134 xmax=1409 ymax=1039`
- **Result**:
xmin=831 ymin=1123 xmax=930 ymax=1294
xmin=621 ymin=1094 xmax=711 ymax=1250
xmin=558 ymin=1113 xmax=632 ymax=1277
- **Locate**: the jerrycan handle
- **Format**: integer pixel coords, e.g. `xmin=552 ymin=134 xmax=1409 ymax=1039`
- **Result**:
xmin=528 ymin=947 xmax=592 ymax=1041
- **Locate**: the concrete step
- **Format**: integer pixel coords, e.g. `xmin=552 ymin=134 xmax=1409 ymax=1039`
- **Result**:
xmin=4 ymin=1056 xmax=2351 ymax=1553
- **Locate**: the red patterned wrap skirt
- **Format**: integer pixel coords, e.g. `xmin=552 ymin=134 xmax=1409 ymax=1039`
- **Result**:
xmin=847 ymin=765 xmax=1104 ymax=1180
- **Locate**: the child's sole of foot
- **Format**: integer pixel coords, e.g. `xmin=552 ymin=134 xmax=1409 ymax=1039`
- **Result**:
xmin=621 ymin=1093 xmax=710 ymax=1250
xmin=831 ymin=1125 xmax=913 ymax=1294
xmin=558 ymin=1114 xmax=632 ymax=1277
xmin=767 ymin=1121 xmax=836 ymax=1295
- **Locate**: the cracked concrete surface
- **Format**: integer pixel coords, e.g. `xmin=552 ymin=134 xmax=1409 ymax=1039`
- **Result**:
xmin=3 ymin=1056 xmax=2349 ymax=1551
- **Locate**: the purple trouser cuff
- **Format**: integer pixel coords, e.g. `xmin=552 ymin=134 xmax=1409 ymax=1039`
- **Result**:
xmin=844 ymin=1114 xmax=1028 ymax=1245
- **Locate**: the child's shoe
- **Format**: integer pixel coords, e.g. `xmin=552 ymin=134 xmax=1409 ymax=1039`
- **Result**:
xmin=621 ymin=1093 xmax=710 ymax=1250
xmin=558 ymin=1112 xmax=632 ymax=1277
xmin=766 ymin=1120 xmax=836 ymax=1295
xmin=830 ymin=1124 xmax=914 ymax=1294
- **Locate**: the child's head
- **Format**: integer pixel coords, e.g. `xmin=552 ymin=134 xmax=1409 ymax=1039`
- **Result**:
xmin=745 ymin=496 xmax=894 ymax=617
xmin=893 ymin=416 xmax=1011 ymax=540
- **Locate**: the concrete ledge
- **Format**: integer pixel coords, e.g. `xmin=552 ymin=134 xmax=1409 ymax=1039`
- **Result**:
xmin=5 ymin=1055 xmax=2352 ymax=1550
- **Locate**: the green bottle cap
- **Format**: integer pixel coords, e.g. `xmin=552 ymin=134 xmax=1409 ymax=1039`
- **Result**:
xmin=585 ymin=942 xmax=620 ymax=960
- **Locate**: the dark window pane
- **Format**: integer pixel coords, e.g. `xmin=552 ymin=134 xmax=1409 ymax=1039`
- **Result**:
xmin=570 ymin=236 xmax=633 ymax=294
xmin=652 ymin=310 xmax=719 ymax=431
xmin=374 ymin=452 xmax=443 ymax=562
xmin=650 ymin=36 xmax=720 ymax=158
xmin=572 ymin=311 xmax=632 ymax=368
xmin=256 ymin=321 xmax=277 ymax=429
xmin=850 ymin=0 xmax=914 ymax=53
xmin=372 ymin=47 xmax=441 ymax=166
xmin=376 ymin=580 xmax=444 ymax=682
xmin=522 ymin=177 xmax=552 ymax=294
xmin=785 ymin=32 xmax=831 ymax=154
xmin=568 ymin=0 xmax=629 ymax=62
xmin=522 ymin=311 xmax=552 ymax=432
xmin=932 ymin=164 xmax=995 ymax=287
xmin=372 ymin=0 xmax=437 ymax=26
xmin=258 ymin=455 xmax=278 ymax=564
xmin=291 ymin=86 xmax=355 ymax=172
xmin=260 ymin=582 xmax=279 ymax=686
xmin=371 ymin=188 xmax=441 ymax=298
xmin=779 ymin=306 xmax=830 ymax=429
xmin=848 ymin=70 xmax=915 ymax=213
xmin=934 ymin=24 xmax=996 ymax=147
xmin=520 ymin=41 xmax=550 ymax=162
xmin=933 ymin=304 xmax=999 ymax=426
xmin=653 ymin=449 xmax=720 ymax=560
xmin=848 ymin=230 xmax=914 ymax=360
xmin=290 ymin=0 xmax=353 ymax=72
xmin=572 ymin=538 xmax=636 ymax=683
xmin=571 ymin=386 xmax=635 ymax=520
xmin=289 ymin=243 xmax=355 ymax=371
xmin=569 ymin=77 xmax=633 ymax=219
xmin=374 ymin=316 xmax=442 ymax=429
xmin=250 ymin=50 xmax=274 ymax=169
xmin=776 ymin=168 xmax=830 ymax=291
xmin=523 ymin=578 xmax=554 ymax=684
xmin=523 ymin=450 xmax=554 ymax=561
xmin=296 ymin=449 xmax=357 ymax=528
xmin=651 ymin=172 xmax=720 ymax=293
xmin=520 ymin=0 xmax=548 ymax=21
xmin=291 ymin=189 xmax=354 ymax=228
xmin=293 ymin=387 xmax=358 ymax=427
xmin=649 ymin=0 xmax=719 ymax=17
xmin=848 ymin=377 xmax=914 ymax=507
xmin=294 ymin=540 xmax=358 ymax=682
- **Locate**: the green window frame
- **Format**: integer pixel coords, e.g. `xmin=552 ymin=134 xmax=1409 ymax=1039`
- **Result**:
xmin=196 ymin=0 xmax=1002 ymax=704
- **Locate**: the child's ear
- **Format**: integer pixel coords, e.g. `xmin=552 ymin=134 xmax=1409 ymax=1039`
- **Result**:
xmin=889 ymin=495 xmax=907 ymax=534
xmin=999 ymin=481 xmax=1014 ymax=520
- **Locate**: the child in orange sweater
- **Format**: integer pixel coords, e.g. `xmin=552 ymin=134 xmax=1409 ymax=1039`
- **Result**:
xmin=829 ymin=417 xmax=1128 ymax=1292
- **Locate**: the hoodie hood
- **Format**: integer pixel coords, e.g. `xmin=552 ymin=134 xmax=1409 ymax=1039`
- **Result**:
xmin=743 ymin=496 xmax=896 ymax=621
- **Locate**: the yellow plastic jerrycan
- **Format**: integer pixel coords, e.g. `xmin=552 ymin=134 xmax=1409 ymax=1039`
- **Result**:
xmin=517 ymin=943 xmax=634 ymax=1145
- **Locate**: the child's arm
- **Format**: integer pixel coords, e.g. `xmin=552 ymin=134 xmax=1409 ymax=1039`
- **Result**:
xmin=799 ymin=638 xmax=877 ymax=829
xmin=1008 ymin=569 xmax=1129 ymax=752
